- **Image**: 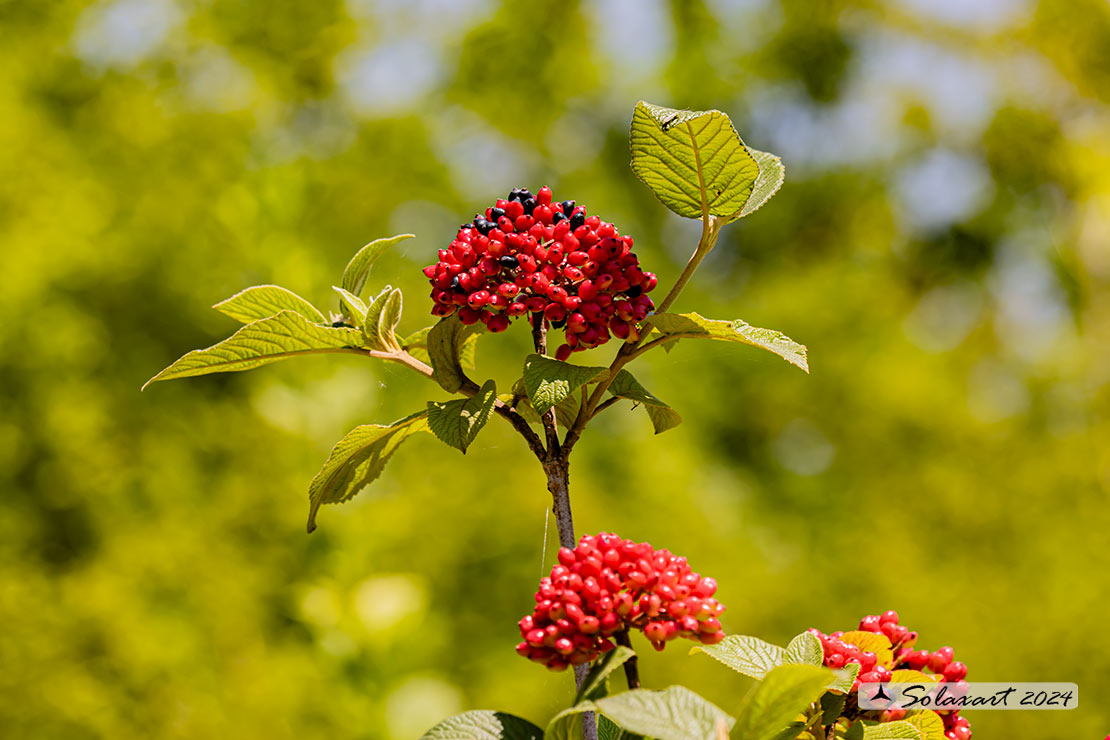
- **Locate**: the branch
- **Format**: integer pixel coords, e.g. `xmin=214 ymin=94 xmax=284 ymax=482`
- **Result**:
xmin=532 ymin=313 xmax=561 ymax=458
xmin=613 ymin=631 xmax=640 ymax=689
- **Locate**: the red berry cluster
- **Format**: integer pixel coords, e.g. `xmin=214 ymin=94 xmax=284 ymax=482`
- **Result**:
xmin=423 ymin=187 xmax=657 ymax=361
xmin=809 ymin=611 xmax=973 ymax=740
xmin=515 ymin=533 xmax=726 ymax=671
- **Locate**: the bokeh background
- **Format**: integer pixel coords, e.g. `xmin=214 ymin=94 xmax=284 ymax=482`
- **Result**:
xmin=2 ymin=0 xmax=1108 ymax=737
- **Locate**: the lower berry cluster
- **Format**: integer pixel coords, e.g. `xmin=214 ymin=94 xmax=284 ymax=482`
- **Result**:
xmin=423 ymin=187 xmax=657 ymax=361
xmin=516 ymin=533 xmax=726 ymax=671
xmin=810 ymin=611 xmax=973 ymax=739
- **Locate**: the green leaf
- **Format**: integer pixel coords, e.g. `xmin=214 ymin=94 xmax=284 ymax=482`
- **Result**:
xmin=598 ymin=715 xmax=643 ymax=740
xmin=690 ymin=634 xmax=785 ymax=680
xmin=341 ymin=233 xmax=414 ymax=298
xmin=827 ymin=663 xmax=861 ymax=694
xmin=739 ymin=148 xmax=786 ymax=219
xmin=306 ymin=411 xmax=429 ymax=532
xmin=421 ymin=710 xmax=543 ymax=740
xmin=428 ymin=315 xmax=483 ymax=392
xmin=843 ymin=721 xmax=864 ymax=740
xmin=733 ymin=664 xmax=834 ymax=740
xmin=362 ymin=285 xmax=403 ymax=350
xmin=630 ymin=101 xmax=760 ymax=221
xmin=143 ymin=311 xmax=363 ymax=389
xmin=575 ymin=646 xmax=636 ymax=704
xmin=644 ymin=312 xmax=808 ymax=373
xmin=595 ymin=686 xmax=734 ymax=740
xmin=821 ymin=692 xmax=846 ymax=726
xmin=401 ymin=326 xmax=434 ymax=364
xmin=522 ymin=354 xmax=607 ymax=415
xmin=902 ymin=712 xmax=944 ymax=740
xmin=607 ymin=369 xmax=682 ymax=434
xmin=555 ymin=392 xmax=582 ymax=429
xmin=785 ymin=631 xmax=824 ymax=667
xmin=333 ymin=286 xmax=369 ymax=324
xmin=213 ymin=284 xmax=327 ymax=324
xmin=427 ymin=380 xmax=497 ymax=453
xmin=860 ymin=720 xmax=924 ymax=740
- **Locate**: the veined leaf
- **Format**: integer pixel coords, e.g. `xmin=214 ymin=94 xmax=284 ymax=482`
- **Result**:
xmin=630 ymin=101 xmax=759 ymax=221
xmin=598 ymin=715 xmax=643 ymax=740
xmin=902 ymin=712 xmax=945 ymax=740
xmin=428 ymin=315 xmax=483 ymax=392
xmin=333 ymin=286 xmax=369 ymax=324
xmin=741 ymin=148 xmax=786 ymax=219
xmin=597 ymin=686 xmax=734 ymax=740
xmin=522 ymin=354 xmax=607 ymax=415
xmin=363 ymin=285 xmax=403 ymax=350
xmin=421 ymin=710 xmax=543 ymax=740
xmin=143 ymin=311 xmax=363 ymax=389
xmin=213 ymin=284 xmax=326 ymax=324
xmin=306 ymin=412 xmax=429 ymax=532
xmin=342 ymin=233 xmax=414 ymax=298
xmin=785 ymin=631 xmax=824 ymax=667
xmin=733 ymin=664 xmax=834 ymax=740
xmin=427 ymin=379 xmax=497 ymax=453
xmin=606 ymin=369 xmax=682 ymax=434
xmin=576 ymin=646 xmax=636 ymax=704
xmin=828 ymin=662 xmax=861 ymax=694
xmin=644 ymin=312 xmax=808 ymax=373
xmin=690 ymin=635 xmax=785 ymax=680
xmin=555 ymin=391 xmax=582 ymax=430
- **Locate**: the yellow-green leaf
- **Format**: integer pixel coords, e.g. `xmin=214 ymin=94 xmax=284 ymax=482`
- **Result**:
xmin=427 ymin=315 xmax=483 ymax=392
xmin=644 ymin=312 xmax=808 ymax=373
xmin=630 ymin=101 xmax=759 ymax=221
xmin=306 ymin=412 xmax=429 ymax=532
xmin=607 ymin=369 xmax=682 ymax=434
xmin=213 ymin=285 xmax=326 ymax=324
xmin=342 ymin=233 xmax=414 ymax=298
xmin=143 ymin=311 xmax=363 ymax=389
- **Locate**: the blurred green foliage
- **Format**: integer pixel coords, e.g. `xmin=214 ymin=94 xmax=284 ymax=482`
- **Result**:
xmin=2 ymin=0 xmax=1108 ymax=738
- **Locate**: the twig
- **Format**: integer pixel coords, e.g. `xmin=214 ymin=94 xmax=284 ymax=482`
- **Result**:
xmin=614 ymin=631 xmax=640 ymax=689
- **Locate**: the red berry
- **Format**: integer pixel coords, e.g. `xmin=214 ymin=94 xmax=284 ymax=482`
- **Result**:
xmin=880 ymin=610 xmax=900 ymax=625
xmin=943 ymin=661 xmax=968 ymax=682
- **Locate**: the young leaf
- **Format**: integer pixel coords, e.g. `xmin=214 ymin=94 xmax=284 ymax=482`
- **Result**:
xmin=575 ymin=645 xmax=636 ymax=704
xmin=342 ymin=233 xmax=415 ymax=299
xmin=213 ymin=285 xmax=327 ymax=324
xmin=421 ymin=710 xmax=543 ymax=740
xmin=363 ymin=285 xmax=403 ymax=350
xmin=143 ymin=311 xmax=363 ymax=389
xmin=546 ymin=705 xmax=595 ymax=740
xmin=827 ymin=662 xmax=861 ymax=694
xmin=784 ymin=631 xmax=824 ymax=667
xmin=733 ymin=664 xmax=834 ymax=740
xmin=859 ymin=721 xmax=925 ymax=740
xmin=690 ymin=635 xmax=785 ymax=680
xmin=401 ymin=326 xmax=434 ymax=364
xmin=902 ymin=712 xmax=944 ymax=740
xmin=839 ymin=631 xmax=893 ymax=669
xmin=630 ymin=102 xmax=760 ymax=221
xmin=740 ymin=148 xmax=786 ymax=219
xmin=644 ymin=312 xmax=808 ymax=373
xmin=594 ymin=686 xmax=734 ymax=740
xmin=306 ymin=412 xmax=429 ymax=532
xmin=607 ymin=369 xmax=682 ymax=434
xmin=427 ymin=380 xmax=497 ymax=454
xmin=333 ymin=286 xmax=369 ymax=325
xmin=427 ymin=314 xmax=483 ymax=392
xmin=522 ymin=354 xmax=607 ymax=415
